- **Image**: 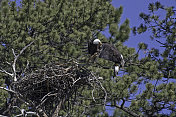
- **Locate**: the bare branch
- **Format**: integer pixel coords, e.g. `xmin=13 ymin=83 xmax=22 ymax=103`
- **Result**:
xmin=12 ymin=106 xmax=38 ymax=117
xmin=72 ymin=77 xmax=81 ymax=86
xmin=40 ymin=92 xmax=57 ymax=103
xmin=14 ymin=112 xmax=38 ymax=117
xmin=12 ymin=49 xmax=16 ymax=57
xmin=12 ymin=61 xmax=107 ymax=116
xmin=155 ymin=40 xmax=168 ymax=47
xmin=0 ymin=86 xmax=17 ymax=94
xmin=36 ymin=108 xmax=48 ymax=117
xmin=0 ymin=114 xmax=8 ymax=117
xmin=12 ymin=41 xmax=34 ymax=82
xmin=0 ymin=41 xmax=34 ymax=82
xmin=0 ymin=87 xmax=30 ymax=106
xmin=0 ymin=69 xmax=13 ymax=77
xmin=6 ymin=61 xmax=11 ymax=65
xmin=92 ymin=88 xmax=96 ymax=102
xmin=90 ymin=71 xmax=107 ymax=107
xmin=97 ymin=79 xmax=107 ymax=107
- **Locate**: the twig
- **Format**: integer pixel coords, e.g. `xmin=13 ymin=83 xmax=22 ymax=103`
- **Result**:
xmin=14 ymin=112 xmax=38 ymax=117
xmin=92 ymin=88 xmax=96 ymax=102
xmin=12 ymin=106 xmax=38 ymax=117
xmin=0 ymin=69 xmax=13 ymax=77
xmin=97 ymin=79 xmax=107 ymax=107
xmin=0 ymin=115 xmax=8 ymax=117
xmin=6 ymin=61 xmax=11 ymax=65
xmin=156 ymin=40 xmax=167 ymax=47
xmin=90 ymin=71 xmax=107 ymax=107
xmin=36 ymin=108 xmax=48 ymax=117
xmin=72 ymin=77 xmax=81 ymax=86
xmin=0 ymin=87 xmax=30 ymax=106
xmin=41 ymin=92 xmax=57 ymax=102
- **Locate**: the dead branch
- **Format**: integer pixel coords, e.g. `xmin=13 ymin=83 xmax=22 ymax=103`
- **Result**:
xmin=0 ymin=115 xmax=8 ymax=117
xmin=90 ymin=71 xmax=107 ymax=107
xmin=0 ymin=86 xmax=17 ymax=94
xmin=0 ymin=86 xmax=30 ymax=106
xmin=1 ymin=45 xmax=107 ymax=116
xmin=0 ymin=69 xmax=13 ymax=77
xmin=12 ymin=41 xmax=34 ymax=81
xmin=0 ymin=41 xmax=34 ymax=82
xmin=10 ymin=60 xmax=106 ymax=116
xmin=12 ymin=106 xmax=38 ymax=117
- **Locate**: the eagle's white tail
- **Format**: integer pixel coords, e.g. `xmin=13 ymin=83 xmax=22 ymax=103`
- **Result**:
xmin=121 ymin=54 xmax=125 ymax=68
xmin=114 ymin=65 xmax=120 ymax=76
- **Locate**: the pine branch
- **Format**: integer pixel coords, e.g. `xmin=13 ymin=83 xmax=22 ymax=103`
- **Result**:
xmin=106 ymin=104 xmax=143 ymax=117
xmin=156 ymin=40 xmax=168 ymax=47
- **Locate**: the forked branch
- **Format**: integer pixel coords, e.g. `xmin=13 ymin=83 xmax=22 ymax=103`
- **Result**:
xmin=12 ymin=41 xmax=34 ymax=81
xmin=0 ymin=41 xmax=34 ymax=82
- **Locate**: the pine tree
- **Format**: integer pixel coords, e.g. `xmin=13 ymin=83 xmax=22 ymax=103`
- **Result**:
xmin=0 ymin=0 xmax=131 ymax=116
xmin=1 ymin=0 xmax=175 ymax=117
xmin=131 ymin=1 xmax=176 ymax=117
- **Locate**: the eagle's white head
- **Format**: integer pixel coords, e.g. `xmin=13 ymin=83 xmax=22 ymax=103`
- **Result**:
xmin=93 ymin=39 xmax=102 ymax=45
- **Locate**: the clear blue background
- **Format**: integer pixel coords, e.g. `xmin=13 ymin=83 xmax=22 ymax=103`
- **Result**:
xmin=111 ymin=0 xmax=176 ymax=55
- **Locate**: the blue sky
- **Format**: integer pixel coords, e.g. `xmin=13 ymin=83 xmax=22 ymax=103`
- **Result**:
xmin=111 ymin=0 xmax=176 ymax=55
xmin=105 ymin=0 xmax=176 ymax=115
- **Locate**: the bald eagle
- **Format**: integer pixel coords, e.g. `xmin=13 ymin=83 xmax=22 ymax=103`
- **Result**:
xmin=88 ymin=39 xmax=125 ymax=76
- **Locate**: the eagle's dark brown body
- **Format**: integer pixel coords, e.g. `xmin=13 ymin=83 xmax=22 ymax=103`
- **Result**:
xmin=87 ymin=39 xmax=124 ymax=76
xmin=88 ymin=41 xmax=123 ymax=66
xmin=99 ymin=43 xmax=122 ymax=65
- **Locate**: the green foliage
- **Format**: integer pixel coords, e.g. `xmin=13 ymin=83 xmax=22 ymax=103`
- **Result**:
xmin=0 ymin=0 xmax=175 ymax=117
xmin=0 ymin=0 xmax=132 ymax=116
xmin=107 ymin=6 xmax=130 ymax=44
xmin=138 ymin=42 xmax=148 ymax=50
xmin=112 ymin=108 xmax=130 ymax=117
xmin=131 ymin=1 xmax=176 ymax=116
xmin=0 ymin=75 xmax=8 ymax=113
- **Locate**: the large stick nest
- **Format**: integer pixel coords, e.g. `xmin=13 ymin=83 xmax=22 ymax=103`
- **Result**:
xmin=13 ymin=60 xmax=101 ymax=116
